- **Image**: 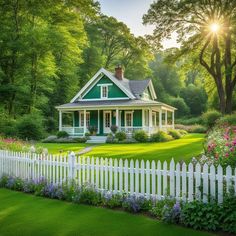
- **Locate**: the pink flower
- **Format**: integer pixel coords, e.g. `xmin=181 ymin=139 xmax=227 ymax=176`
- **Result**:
xmin=225 ymin=153 xmax=229 ymax=157
xmin=230 ymin=147 xmax=234 ymax=152
xmin=225 ymin=143 xmax=229 ymax=146
xmin=224 ymin=134 xmax=229 ymax=140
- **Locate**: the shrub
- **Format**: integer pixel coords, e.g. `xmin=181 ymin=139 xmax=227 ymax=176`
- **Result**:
xmin=178 ymin=129 xmax=188 ymax=135
xmin=133 ymin=130 xmax=148 ymax=142
xmin=217 ymin=113 xmax=236 ymax=126
xmin=16 ymin=114 xmax=45 ymax=140
xmin=175 ymin=124 xmax=207 ymax=133
xmin=115 ymin=131 xmax=126 ymax=141
xmin=102 ymin=192 xmax=123 ymax=208
xmin=150 ymin=131 xmax=173 ymax=142
xmin=176 ymin=117 xmax=203 ymax=125
xmin=110 ymin=125 xmax=118 ymax=134
xmin=202 ymin=110 xmax=221 ymax=128
xmin=181 ymin=201 xmax=220 ymax=231
xmin=168 ymin=129 xmax=181 ymax=139
xmin=56 ymin=131 xmax=69 ymax=138
xmin=122 ymin=195 xmax=152 ymax=213
xmin=169 ymin=97 xmax=190 ymax=118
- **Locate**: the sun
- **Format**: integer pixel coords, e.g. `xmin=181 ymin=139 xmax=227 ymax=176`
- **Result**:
xmin=210 ymin=23 xmax=220 ymax=33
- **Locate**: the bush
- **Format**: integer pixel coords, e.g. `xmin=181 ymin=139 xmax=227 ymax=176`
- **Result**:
xmin=16 ymin=114 xmax=45 ymax=140
xmin=175 ymin=124 xmax=207 ymax=133
xmin=133 ymin=130 xmax=148 ymax=142
xmin=56 ymin=131 xmax=69 ymax=138
xmin=150 ymin=131 xmax=173 ymax=142
xmin=202 ymin=110 xmax=221 ymax=128
xmin=110 ymin=125 xmax=118 ymax=134
xmin=217 ymin=113 xmax=236 ymax=126
xmin=181 ymin=201 xmax=220 ymax=231
xmin=168 ymin=129 xmax=181 ymax=139
xmin=115 ymin=131 xmax=126 ymax=141
xmin=176 ymin=117 xmax=203 ymax=125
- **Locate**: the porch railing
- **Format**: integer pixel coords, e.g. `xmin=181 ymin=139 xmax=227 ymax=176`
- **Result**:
xmin=61 ymin=126 xmax=85 ymax=136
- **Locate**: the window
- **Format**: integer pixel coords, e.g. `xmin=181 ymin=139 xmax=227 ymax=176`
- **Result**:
xmin=80 ymin=112 xmax=90 ymax=127
xmin=152 ymin=112 xmax=156 ymax=126
xmin=125 ymin=112 xmax=133 ymax=127
xmin=101 ymin=85 xmax=108 ymax=98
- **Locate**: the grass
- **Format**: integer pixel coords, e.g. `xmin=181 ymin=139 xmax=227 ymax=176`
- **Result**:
xmin=37 ymin=134 xmax=205 ymax=162
xmin=0 ymin=189 xmax=214 ymax=236
xmin=88 ymin=134 xmax=205 ymax=162
xmin=36 ymin=142 xmax=89 ymax=154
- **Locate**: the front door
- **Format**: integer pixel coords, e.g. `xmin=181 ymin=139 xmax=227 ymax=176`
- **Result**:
xmin=103 ymin=111 xmax=111 ymax=134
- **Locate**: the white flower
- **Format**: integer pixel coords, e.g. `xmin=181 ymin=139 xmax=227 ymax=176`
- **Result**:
xmin=29 ymin=145 xmax=36 ymax=153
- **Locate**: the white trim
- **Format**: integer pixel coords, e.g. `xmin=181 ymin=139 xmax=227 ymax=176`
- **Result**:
xmin=79 ymin=111 xmax=90 ymax=127
xmin=79 ymin=97 xmax=129 ymax=101
xmin=103 ymin=111 xmax=112 ymax=134
xmin=97 ymin=83 xmax=113 ymax=87
xmin=70 ymin=68 xmax=135 ymax=102
xmin=148 ymin=80 xmax=157 ymax=100
xmin=124 ymin=111 xmax=133 ymax=127
xmin=100 ymin=85 xmax=108 ymax=99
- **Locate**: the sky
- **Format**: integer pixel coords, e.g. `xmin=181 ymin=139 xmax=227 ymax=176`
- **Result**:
xmin=98 ymin=0 xmax=179 ymax=49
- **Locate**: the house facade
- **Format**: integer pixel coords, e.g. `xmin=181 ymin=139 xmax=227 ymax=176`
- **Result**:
xmin=56 ymin=67 xmax=176 ymax=136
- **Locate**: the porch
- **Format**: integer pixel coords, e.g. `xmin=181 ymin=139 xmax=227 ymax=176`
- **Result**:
xmin=59 ymin=107 xmax=175 ymax=137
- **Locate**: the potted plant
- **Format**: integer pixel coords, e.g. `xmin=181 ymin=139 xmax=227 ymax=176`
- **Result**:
xmin=110 ymin=125 xmax=118 ymax=134
xmin=88 ymin=126 xmax=98 ymax=135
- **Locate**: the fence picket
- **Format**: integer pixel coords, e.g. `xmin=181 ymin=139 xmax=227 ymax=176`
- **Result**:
xmin=0 ymin=150 xmax=235 ymax=203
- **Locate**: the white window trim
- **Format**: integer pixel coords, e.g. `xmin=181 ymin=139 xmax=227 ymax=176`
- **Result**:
xmin=101 ymin=85 xmax=108 ymax=99
xmin=79 ymin=111 xmax=90 ymax=127
xmin=125 ymin=111 xmax=133 ymax=127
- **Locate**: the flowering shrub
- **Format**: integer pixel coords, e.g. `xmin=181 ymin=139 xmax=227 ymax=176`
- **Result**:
xmin=0 ymin=136 xmax=48 ymax=154
xmin=0 ymin=175 xmax=235 ymax=234
xmin=204 ymin=123 xmax=236 ymax=168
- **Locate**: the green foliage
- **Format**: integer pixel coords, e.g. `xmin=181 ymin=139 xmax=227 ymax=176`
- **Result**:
xmin=133 ymin=130 xmax=148 ymax=142
xmin=56 ymin=131 xmax=69 ymax=138
xmin=16 ymin=113 xmax=44 ymax=140
xmin=115 ymin=132 xmax=127 ymax=141
xmin=168 ymin=129 xmax=182 ymax=139
xmin=176 ymin=117 xmax=203 ymax=125
xmin=181 ymin=201 xmax=220 ymax=231
xmin=88 ymin=126 xmax=98 ymax=134
xmin=110 ymin=125 xmax=118 ymax=134
xmin=169 ymin=97 xmax=190 ymax=118
xmin=175 ymin=124 xmax=207 ymax=133
xmin=217 ymin=113 xmax=236 ymax=126
xmin=202 ymin=110 xmax=221 ymax=128
xmin=150 ymin=131 xmax=173 ymax=142
xmin=180 ymin=84 xmax=207 ymax=116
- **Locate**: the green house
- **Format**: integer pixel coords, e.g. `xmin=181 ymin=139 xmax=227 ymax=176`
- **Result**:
xmin=56 ymin=67 xmax=176 ymax=139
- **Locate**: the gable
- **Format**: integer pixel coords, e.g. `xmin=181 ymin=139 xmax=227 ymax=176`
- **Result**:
xmin=82 ymin=75 xmax=128 ymax=100
xmin=141 ymin=86 xmax=153 ymax=100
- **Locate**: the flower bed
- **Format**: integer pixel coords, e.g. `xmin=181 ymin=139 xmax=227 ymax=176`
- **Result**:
xmin=0 ymin=175 xmax=235 ymax=234
xmin=0 ymin=136 xmax=47 ymax=154
xmin=203 ymin=123 xmax=236 ymax=168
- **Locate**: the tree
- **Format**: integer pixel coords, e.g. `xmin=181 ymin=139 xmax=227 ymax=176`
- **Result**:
xmin=143 ymin=0 xmax=236 ymax=114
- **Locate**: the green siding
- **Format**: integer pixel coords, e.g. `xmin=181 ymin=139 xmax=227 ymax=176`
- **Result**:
xmin=83 ymin=75 xmax=128 ymax=99
xmin=133 ymin=110 xmax=142 ymax=126
xmin=74 ymin=111 xmax=79 ymax=126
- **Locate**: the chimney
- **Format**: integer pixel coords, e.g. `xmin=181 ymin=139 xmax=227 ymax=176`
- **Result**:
xmin=115 ymin=65 xmax=123 ymax=80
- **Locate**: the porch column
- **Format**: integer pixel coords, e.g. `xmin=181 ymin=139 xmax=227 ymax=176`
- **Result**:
xmin=142 ymin=109 xmax=145 ymax=130
xmin=149 ymin=108 xmax=152 ymax=136
xmin=159 ymin=109 xmax=162 ymax=130
xmin=165 ymin=110 xmax=168 ymax=127
xmin=83 ymin=109 xmax=86 ymax=135
xmin=116 ymin=109 xmax=119 ymax=127
xmin=172 ymin=111 xmax=175 ymax=129
xmin=98 ymin=110 xmax=100 ymax=134
xmin=59 ymin=110 xmax=62 ymax=131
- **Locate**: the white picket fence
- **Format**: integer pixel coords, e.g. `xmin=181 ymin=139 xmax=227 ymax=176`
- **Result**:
xmin=0 ymin=150 xmax=235 ymax=203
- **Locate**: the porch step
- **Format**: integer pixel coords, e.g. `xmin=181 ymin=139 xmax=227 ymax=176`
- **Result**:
xmin=86 ymin=136 xmax=107 ymax=144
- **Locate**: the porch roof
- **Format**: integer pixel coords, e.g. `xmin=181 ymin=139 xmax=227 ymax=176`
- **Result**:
xmin=56 ymin=99 xmax=177 ymax=111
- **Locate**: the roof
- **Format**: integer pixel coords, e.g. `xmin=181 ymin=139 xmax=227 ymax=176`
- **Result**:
xmin=70 ymin=68 xmax=157 ymax=102
xmin=56 ymin=100 xmax=177 ymax=111
xmin=105 ymin=70 xmax=152 ymax=99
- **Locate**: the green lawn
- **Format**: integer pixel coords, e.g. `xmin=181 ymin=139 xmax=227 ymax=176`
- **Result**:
xmin=88 ymin=134 xmax=205 ymax=162
xmin=38 ymin=134 xmax=205 ymax=162
xmin=36 ymin=142 xmax=89 ymax=154
xmin=0 ymin=189 xmax=214 ymax=236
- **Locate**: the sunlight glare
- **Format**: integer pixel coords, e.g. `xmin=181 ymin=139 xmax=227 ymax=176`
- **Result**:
xmin=210 ymin=23 xmax=220 ymax=33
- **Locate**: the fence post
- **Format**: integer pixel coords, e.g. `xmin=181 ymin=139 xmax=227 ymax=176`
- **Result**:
xmin=68 ymin=152 xmax=76 ymax=182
